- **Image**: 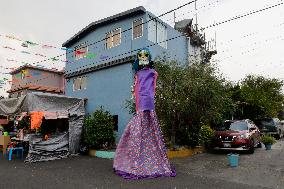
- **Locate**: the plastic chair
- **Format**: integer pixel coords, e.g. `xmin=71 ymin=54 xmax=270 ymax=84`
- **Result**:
xmin=7 ymin=147 xmax=24 ymax=161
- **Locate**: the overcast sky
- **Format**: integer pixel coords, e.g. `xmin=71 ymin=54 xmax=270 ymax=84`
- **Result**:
xmin=0 ymin=0 xmax=283 ymax=96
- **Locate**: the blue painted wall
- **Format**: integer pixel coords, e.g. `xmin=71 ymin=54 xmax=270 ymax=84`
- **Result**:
xmin=65 ymin=63 xmax=134 ymax=138
xmin=65 ymin=10 xmax=189 ymax=139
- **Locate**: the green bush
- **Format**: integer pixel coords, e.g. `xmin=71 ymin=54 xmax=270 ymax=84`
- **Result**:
xmin=154 ymin=59 xmax=234 ymax=147
xmin=261 ymin=134 xmax=276 ymax=145
xmin=83 ymin=107 xmax=115 ymax=150
xmin=198 ymin=125 xmax=214 ymax=147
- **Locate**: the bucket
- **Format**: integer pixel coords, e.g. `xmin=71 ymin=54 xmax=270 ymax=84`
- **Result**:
xmin=265 ymin=144 xmax=272 ymax=150
xmin=3 ymin=132 xmax=8 ymax=136
xmin=227 ymin=153 xmax=239 ymax=167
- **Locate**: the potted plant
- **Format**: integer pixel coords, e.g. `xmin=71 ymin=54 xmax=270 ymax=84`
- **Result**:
xmin=83 ymin=107 xmax=115 ymax=158
xmin=198 ymin=125 xmax=214 ymax=149
xmin=261 ymin=134 xmax=276 ymax=150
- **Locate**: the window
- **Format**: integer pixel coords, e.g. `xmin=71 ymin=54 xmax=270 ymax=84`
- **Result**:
xmin=105 ymin=28 xmax=121 ymax=49
xmin=157 ymin=22 xmax=167 ymax=49
xmin=106 ymin=32 xmax=112 ymax=49
xmin=74 ymin=43 xmax=88 ymax=60
xmin=148 ymin=16 xmax=167 ymax=49
xmin=148 ymin=17 xmax=156 ymax=43
xmin=133 ymin=18 xmax=143 ymax=39
xmin=73 ymin=76 xmax=87 ymax=91
xmin=229 ymin=121 xmax=248 ymax=131
xmin=113 ymin=28 xmax=121 ymax=46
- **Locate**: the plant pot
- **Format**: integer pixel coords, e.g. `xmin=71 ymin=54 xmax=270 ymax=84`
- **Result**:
xmin=227 ymin=153 xmax=239 ymax=167
xmin=88 ymin=149 xmax=96 ymax=157
xmin=265 ymin=144 xmax=272 ymax=150
xmin=95 ymin=150 xmax=115 ymax=159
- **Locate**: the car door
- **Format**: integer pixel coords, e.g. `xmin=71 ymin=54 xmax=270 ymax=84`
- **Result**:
xmin=274 ymin=118 xmax=282 ymax=138
xmin=275 ymin=118 xmax=284 ymax=137
xmin=281 ymin=122 xmax=284 ymax=136
xmin=249 ymin=122 xmax=260 ymax=145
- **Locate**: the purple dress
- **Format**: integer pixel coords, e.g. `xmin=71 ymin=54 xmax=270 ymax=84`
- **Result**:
xmin=113 ymin=68 xmax=176 ymax=179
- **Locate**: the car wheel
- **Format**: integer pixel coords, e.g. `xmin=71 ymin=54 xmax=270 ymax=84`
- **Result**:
xmin=248 ymin=144 xmax=255 ymax=154
xmin=256 ymin=141 xmax=262 ymax=148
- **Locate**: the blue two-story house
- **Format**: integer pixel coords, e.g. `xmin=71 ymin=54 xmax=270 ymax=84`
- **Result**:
xmin=62 ymin=6 xmax=207 ymax=139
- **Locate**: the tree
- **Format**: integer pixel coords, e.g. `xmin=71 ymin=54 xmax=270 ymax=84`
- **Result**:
xmin=154 ymin=60 xmax=234 ymax=147
xmin=238 ymin=75 xmax=284 ymax=119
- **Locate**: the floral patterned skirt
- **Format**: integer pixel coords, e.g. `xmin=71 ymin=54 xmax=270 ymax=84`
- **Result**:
xmin=113 ymin=111 xmax=176 ymax=179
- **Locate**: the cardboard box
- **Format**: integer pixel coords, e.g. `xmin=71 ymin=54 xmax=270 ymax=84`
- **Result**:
xmin=0 ymin=136 xmax=11 ymax=154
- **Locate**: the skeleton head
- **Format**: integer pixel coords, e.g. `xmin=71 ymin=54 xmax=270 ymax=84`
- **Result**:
xmin=133 ymin=48 xmax=153 ymax=72
xmin=137 ymin=49 xmax=150 ymax=66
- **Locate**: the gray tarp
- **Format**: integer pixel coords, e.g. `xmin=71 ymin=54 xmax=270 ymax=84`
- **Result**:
xmin=0 ymin=92 xmax=85 ymax=162
xmin=25 ymin=133 xmax=69 ymax=163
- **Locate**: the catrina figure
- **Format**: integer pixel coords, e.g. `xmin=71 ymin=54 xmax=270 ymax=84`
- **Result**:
xmin=113 ymin=48 xmax=176 ymax=179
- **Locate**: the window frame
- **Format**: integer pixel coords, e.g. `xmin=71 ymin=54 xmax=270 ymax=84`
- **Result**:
xmin=112 ymin=28 xmax=122 ymax=47
xmin=148 ymin=16 xmax=157 ymax=43
xmin=105 ymin=28 xmax=122 ymax=49
xmin=73 ymin=76 xmax=87 ymax=91
xmin=132 ymin=18 xmax=143 ymax=40
xmin=156 ymin=21 xmax=167 ymax=49
xmin=147 ymin=15 xmax=167 ymax=49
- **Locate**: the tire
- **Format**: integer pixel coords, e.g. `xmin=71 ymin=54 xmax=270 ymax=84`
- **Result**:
xmin=256 ymin=141 xmax=262 ymax=148
xmin=248 ymin=144 xmax=255 ymax=154
xmin=279 ymin=130 xmax=283 ymax=139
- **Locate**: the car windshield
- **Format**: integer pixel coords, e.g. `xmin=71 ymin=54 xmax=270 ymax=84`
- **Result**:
xmin=255 ymin=119 xmax=275 ymax=127
xmin=229 ymin=122 xmax=248 ymax=131
xmin=215 ymin=121 xmax=248 ymax=131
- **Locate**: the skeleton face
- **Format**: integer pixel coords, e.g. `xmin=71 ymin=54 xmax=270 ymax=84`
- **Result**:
xmin=138 ymin=50 xmax=150 ymax=66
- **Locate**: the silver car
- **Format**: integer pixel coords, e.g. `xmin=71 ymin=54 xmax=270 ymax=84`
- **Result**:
xmin=255 ymin=118 xmax=284 ymax=139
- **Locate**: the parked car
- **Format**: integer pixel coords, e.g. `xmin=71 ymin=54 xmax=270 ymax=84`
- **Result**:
xmin=254 ymin=118 xmax=284 ymax=139
xmin=212 ymin=119 xmax=261 ymax=154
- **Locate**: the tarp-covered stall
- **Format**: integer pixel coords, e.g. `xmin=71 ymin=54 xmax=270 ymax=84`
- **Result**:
xmin=0 ymin=92 xmax=85 ymax=162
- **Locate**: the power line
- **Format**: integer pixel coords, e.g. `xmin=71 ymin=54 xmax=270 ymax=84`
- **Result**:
xmin=9 ymin=0 xmax=197 ymax=68
xmin=64 ymin=0 xmax=284 ymax=74
xmin=201 ymin=1 xmax=284 ymax=30
xmin=3 ymin=1 xmax=284 ymax=91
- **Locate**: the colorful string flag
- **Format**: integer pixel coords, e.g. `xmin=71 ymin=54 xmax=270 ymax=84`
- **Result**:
xmin=3 ymin=46 xmax=16 ymax=51
xmin=6 ymin=59 xmax=18 ymax=62
xmin=36 ymin=64 xmax=45 ymax=68
xmin=75 ymin=50 xmax=86 ymax=55
xmin=61 ymin=47 xmax=73 ymax=51
xmin=35 ymin=53 xmax=47 ymax=57
xmin=51 ymin=57 xmax=59 ymax=61
xmin=25 ymin=41 xmax=38 ymax=46
xmin=20 ymin=51 xmax=31 ymax=54
xmin=100 ymin=54 xmax=109 ymax=60
xmin=21 ymin=69 xmax=28 ymax=75
xmin=31 ymin=71 xmax=41 ymax=77
xmin=21 ymin=41 xmax=29 ymax=48
xmin=5 ymin=35 xmax=22 ymax=41
xmin=42 ymin=44 xmax=57 ymax=49
xmin=86 ymin=53 xmax=96 ymax=58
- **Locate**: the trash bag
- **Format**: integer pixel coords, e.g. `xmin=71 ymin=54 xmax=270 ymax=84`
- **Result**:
xmin=79 ymin=143 xmax=89 ymax=155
